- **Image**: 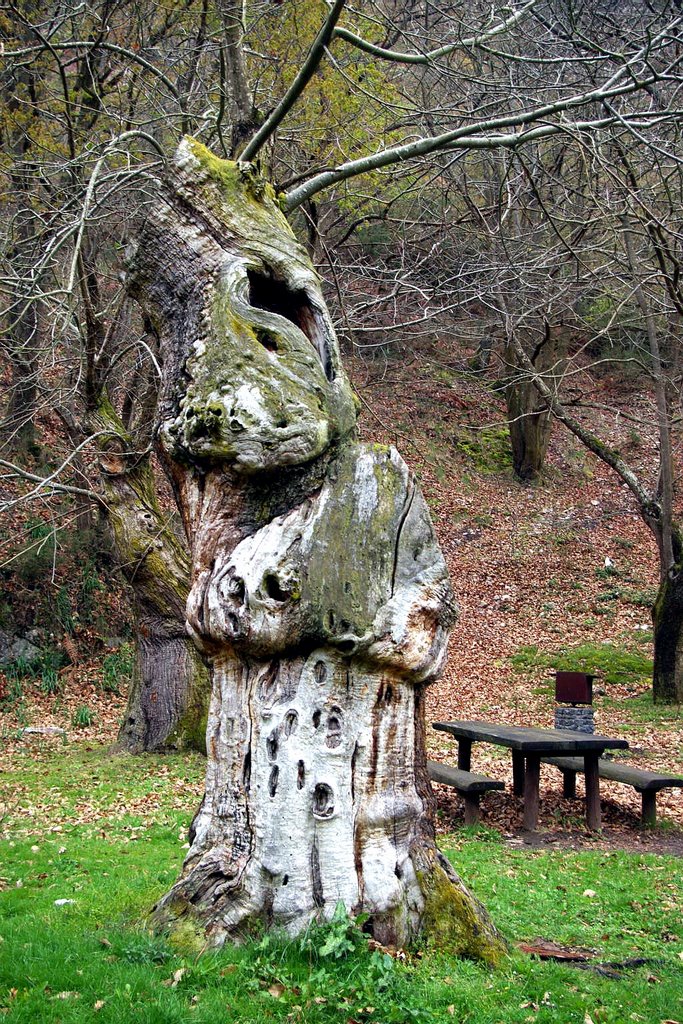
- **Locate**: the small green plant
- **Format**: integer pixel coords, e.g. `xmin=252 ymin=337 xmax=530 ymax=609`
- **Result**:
xmin=596 ymin=587 xmax=620 ymax=602
xmin=38 ymin=649 xmax=65 ymax=694
xmin=78 ymin=560 xmax=106 ymax=625
xmin=620 ymin=586 xmax=657 ymax=607
xmin=71 ymin=705 xmax=95 ymax=729
xmin=114 ymin=930 xmax=173 ymax=965
xmin=595 ymin=564 xmax=620 ymax=580
xmin=101 ymin=642 xmax=134 ymax=694
xmin=52 ymin=585 xmax=75 ymax=634
xmin=298 ymin=901 xmax=367 ymax=960
xmin=39 ymin=668 xmax=61 ymax=695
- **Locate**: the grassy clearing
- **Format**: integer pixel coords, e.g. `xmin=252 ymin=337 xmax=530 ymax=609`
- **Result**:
xmin=1 ymin=745 xmax=682 ymax=1024
xmin=509 ymin=642 xmax=653 ymax=690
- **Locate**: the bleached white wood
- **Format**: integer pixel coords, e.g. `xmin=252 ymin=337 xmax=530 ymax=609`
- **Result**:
xmin=128 ymin=139 xmax=506 ymax=960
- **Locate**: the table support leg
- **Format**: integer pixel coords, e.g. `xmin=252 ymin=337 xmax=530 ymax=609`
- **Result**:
xmin=512 ymin=751 xmax=525 ymax=796
xmin=562 ymin=770 xmax=577 ymax=799
xmin=640 ymin=790 xmax=657 ymax=827
xmin=523 ymin=755 xmax=540 ymax=830
xmin=584 ymin=753 xmax=601 ymax=830
xmin=463 ymin=793 xmax=481 ymax=825
xmin=458 ymin=739 xmax=472 ymax=771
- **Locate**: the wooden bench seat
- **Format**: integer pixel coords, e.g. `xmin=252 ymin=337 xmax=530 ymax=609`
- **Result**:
xmin=541 ymin=756 xmax=683 ymax=826
xmin=428 ymin=760 xmax=505 ymax=824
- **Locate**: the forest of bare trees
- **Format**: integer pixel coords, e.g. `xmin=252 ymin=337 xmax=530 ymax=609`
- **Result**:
xmin=2 ymin=0 xmax=682 ymax=949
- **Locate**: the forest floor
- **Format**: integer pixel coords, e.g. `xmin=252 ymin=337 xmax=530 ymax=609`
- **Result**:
xmin=1 ymin=338 xmax=682 ymax=850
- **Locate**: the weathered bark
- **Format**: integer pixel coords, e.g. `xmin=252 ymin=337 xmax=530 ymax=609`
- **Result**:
xmin=126 ymin=139 xmax=506 ymax=960
xmin=92 ymin=400 xmax=210 ymax=753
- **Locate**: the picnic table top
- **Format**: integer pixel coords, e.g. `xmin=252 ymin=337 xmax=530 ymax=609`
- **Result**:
xmin=432 ymin=719 xmax=629 ymax=754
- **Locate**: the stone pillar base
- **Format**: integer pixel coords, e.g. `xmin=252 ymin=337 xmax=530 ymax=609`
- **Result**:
xmin=555 ymin=706 xmax=594 ymax=734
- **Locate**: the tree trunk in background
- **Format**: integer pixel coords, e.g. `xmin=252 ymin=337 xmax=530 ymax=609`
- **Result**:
xmin=126 ymin=138 xmax=506 ymax=960
xmin=92 ymin=400 xmax=210 ymax=753
xmin=505 ymin=325 xmax=566 ymax=482
xmin=652 ymin=527 xmax=683 ymax=704
xmin=0 ymin=330 xmax=39 ymax=455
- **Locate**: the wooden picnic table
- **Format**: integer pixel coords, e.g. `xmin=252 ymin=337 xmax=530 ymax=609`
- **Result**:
xmin=432 ymin=720 xmax=629 ymax=830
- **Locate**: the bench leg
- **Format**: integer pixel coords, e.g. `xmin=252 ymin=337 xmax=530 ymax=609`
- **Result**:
xmin=523 ymin=755 xmax=540 ymax=830
xmin=584 ymin=753 xmax=601 ymax=830
xmin=458 ymin=739 xmax=472 ymax=771
xmin=640 ymin=790 xmax=657 ymax=827
xmin=512 ymin=751 xmax=525 ymax=796
xmin=463 ymin=792 xmax=481 ymax=825
xmin=562 ymin=770 xmax=577 ymax=799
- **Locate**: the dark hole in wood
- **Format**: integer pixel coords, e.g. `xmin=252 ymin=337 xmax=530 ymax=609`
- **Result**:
xmin=361 ymin=917 xmax=374 ymax=935
xmin=264 ymin=572 xmax=289 ymax=601
xmin=326 ymin=713 xmax=342 ymax=748
xmin=284 ymin=709 xmax=299 ymax=737
xmin=337 ymin=639 xmax=356 ymax=654
xmin=350 ymin=742 xmax=359 ymax=801
xmin=266 ymin=729 xmax=279 ymax=762
xmin=326 ymin=610 xmax=336 ymax=630
xmin=227 ymin=612 xmax=239 ymax=634
xmin=247 ymin=267 xmax=334 ymax=380
xmin=344 ymin=581 xmax=351 ymax=593
xmin=312 ymin=709 xmax=322 ymax=729
xmin=282 ymin=874 xmax=289 ymax=886
xmin=297 ymin=759 xmax=305 ymax=789
xmin=254 ymin=326 xmax=278 ymax=352
xmin=227 ymin=574 xmax=245 ymax=601
xmin=268 ymin=765 xmax=279 ymax=797
xmin=242 ymin=749 xmax=251 ymax=790
xmin=312 ymin=782 xmax=334 ymax=818
xmin=314 ymin=660 xmax=327 ymax=684
xmin=259 ymin=659 xmax=280 ymax=701
xmin=385 ymin=683 xmax=393 ymax=703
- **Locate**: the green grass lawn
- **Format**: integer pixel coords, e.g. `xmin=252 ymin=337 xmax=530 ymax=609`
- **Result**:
xmin=1 ymin=744 xmax=681 ymax=1023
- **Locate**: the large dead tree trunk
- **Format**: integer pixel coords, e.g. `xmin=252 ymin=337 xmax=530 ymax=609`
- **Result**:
xmin=127 ymin=139 xmax=505 ymax=959
xmin=92 ymin=400 xmax=210 ymax=753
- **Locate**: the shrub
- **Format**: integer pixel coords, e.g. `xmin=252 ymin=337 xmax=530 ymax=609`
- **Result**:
xmin=72 ymin=705 xmax=95 ymax=729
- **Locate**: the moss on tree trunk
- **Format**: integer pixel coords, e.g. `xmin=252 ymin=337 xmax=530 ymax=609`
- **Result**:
xmin=92 ymin=399 xmax=210 ymax=753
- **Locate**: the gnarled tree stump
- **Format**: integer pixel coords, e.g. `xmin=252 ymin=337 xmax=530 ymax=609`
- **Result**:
xmin=127 ymin=138 xmax=506 ymax=961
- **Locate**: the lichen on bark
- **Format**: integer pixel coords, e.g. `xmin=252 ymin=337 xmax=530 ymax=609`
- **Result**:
xmin=128 ymin=139 xmax=506 ymax=961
